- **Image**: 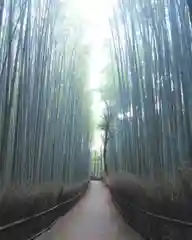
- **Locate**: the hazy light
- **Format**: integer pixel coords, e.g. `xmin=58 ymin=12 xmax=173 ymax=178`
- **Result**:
xmin=118 ymin=111 xmax=133 ymax=120
xmin=118 ymin=113 xmax=124 ymax=120
xmin=65 ymin=0 xmax=117 ymax=151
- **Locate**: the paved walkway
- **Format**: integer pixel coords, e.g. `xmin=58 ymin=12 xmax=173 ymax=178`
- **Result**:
xmin=36 ymin=181 xmax=143 ymax=240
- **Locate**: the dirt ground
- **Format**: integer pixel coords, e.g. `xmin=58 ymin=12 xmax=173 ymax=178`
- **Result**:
xmin=36 ymin=181 xmax=143 ymax=240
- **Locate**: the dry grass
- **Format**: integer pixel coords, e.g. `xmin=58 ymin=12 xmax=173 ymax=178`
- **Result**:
xmin=0 ymin=181 xmax=88 ymax=240
xmin=0 ymin=182 xmax=63 ymax=226
xmin=106 ymin=171 xmax=192 ymax=240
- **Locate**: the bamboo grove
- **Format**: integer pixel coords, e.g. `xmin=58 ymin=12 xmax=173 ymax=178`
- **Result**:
xmin=0 ymin=0 xmax=91 ymax=190
xmin=104 ymin=0 xmax=192 ymax=181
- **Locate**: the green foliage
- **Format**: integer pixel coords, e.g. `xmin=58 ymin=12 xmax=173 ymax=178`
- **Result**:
xmin=91 ymin=150 xmax=102 ymax=177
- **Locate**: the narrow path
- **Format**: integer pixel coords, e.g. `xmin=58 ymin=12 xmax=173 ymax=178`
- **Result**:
xmin=36 ymin=181 xmax=143 ymax=240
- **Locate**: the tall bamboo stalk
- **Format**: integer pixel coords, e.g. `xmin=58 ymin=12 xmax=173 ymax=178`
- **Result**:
xmin=0 ymin=0 xmax=91 ymax=190
xmin=104 ymin=0 xmax=192 ymax=181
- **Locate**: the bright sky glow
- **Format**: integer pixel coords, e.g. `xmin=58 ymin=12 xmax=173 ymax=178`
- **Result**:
xmin=67 ymin=0 xmax=117 ymax=151
xmin=68 ymin=0 xmax=116 ymax=87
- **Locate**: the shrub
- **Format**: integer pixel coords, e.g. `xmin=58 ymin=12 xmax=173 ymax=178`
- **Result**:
xmin=106 ymin=173 xmax=192 ymax=240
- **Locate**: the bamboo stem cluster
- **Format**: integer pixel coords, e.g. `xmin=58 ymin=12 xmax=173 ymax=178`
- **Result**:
xmin=105 ymin=0 xmax=192 ymax=181
xmin=0 ymin=0 xmax=91 ymax=189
